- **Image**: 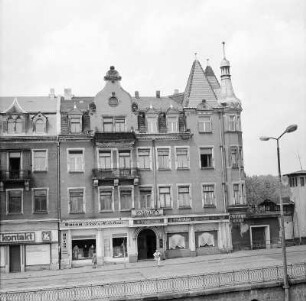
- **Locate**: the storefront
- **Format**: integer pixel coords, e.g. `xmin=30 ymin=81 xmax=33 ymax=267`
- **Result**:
xmin=0 ymin=225 xmax=59 ymax=273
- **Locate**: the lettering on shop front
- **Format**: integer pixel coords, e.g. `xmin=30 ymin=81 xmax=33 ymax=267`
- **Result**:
xmin=134 ymin=219 xmax=164 ymax=225
xmin=131 ymin=209 xmax=163 ymax=217
xmin=168 ymin=215 xmax=229 ymax=223
xmin=62 ymin=220 xmax=128 ymax=228
xmin=0 ymin=232 xmax=35 ymax=243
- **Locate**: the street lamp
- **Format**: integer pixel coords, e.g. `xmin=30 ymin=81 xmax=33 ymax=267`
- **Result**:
xmin=260 ymin=124 xmax=298 ymax=301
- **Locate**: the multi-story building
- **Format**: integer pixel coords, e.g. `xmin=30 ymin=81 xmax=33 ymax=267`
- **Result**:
xmin=58 ymin=52 xmax=246 ymax=268
xmin=0 ymin=49 xmax=246 ymax=272
xmin=0 ymin=93 xmax=61 ymax=272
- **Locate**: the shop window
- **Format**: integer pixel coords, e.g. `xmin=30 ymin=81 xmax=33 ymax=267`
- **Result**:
xmin=202 ymin=184 xmax=215 ymax=207
xmin=200 ymin=148 xmax=213 ymax=168
xmin=139 ymin=187 xmax=153 ymax=209
xmin=176 ymin=147 xmax=189 ymax=169
xmin=137 ymin=148 xmax=151 ymax=170
xmin=33 ymin=189 xmax=47 ymax=213
xmin=168 ymin=233 xmax=187 ymax=250
xmin=113 ymin=236 xmax=127 ymax=258
xmin=72 ymin=239 xmax=96 ymax=260
xmin=157 ymin=147 xmax=171 ymax=170
xmin=197 ymin=232 xmax=215 ymax=248
xmin=158 ymin=186 xmax=171 ymax=208
xmin=98 ymin=150 xmax=112 ymax=169
xmin=69 ymin=188 xmax=84 ymax=214
xmin=178 ymin=185 xmax=191 ymax=208
xmin=119 ymin=150 xmax=131 ymax=169
xmin=198 ymin=116 xmax=212 ymax=133
xmin=7 ymin=189 xmax=23 ymax=214
xmin=99 ymin=189 xmax=113 ymax=211
xmin=68 ymin=149 xmax=84 ymax=172
xmin=32 ymin=150 xmax=47 ymax=172
xmin=120 ymin=188 xmax=133 ymax=211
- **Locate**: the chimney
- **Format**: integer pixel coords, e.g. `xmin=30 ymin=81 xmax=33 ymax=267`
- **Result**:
xmin=64 ymin=88 xmax=72 ymax=100
xmin=174 ymin=89 xmax=179 ymax=95
xmin=156 ymin=90 xmax=160 ymax=98
xmin=49 ymin=88 xmax=55 ymax=98
xmin=135 ymin=91 xmax=139 ymax=99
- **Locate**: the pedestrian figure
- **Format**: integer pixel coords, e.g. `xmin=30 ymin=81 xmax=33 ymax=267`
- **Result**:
xmin=92 ymin=252 xmax=97 ymax=268
xmin=153 ymin=250 xmax=161 ymax=267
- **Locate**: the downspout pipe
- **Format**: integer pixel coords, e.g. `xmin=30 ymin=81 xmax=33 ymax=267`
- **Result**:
xmin=57 ymin=138 xmax=61 ymax=269
xmin=152 ymin=139 xmax=157 ymax=208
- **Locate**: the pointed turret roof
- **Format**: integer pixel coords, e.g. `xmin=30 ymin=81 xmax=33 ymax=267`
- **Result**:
xmin=183 ymin=60 xmax=218 ymax=108
xmin=204 ymin=62 xmax=221 ymax=98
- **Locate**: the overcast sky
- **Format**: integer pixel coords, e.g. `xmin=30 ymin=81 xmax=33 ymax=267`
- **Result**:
xmin=0 ymin=0 xmax=305 ymax=176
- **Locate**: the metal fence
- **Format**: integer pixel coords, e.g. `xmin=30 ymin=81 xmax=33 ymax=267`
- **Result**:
xmin=1 ymin=262 xmax=306 ymax=301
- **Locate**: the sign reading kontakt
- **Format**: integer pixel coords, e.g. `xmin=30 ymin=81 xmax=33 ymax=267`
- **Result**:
xmin=0 ymin=232 xmax=35 ymax=244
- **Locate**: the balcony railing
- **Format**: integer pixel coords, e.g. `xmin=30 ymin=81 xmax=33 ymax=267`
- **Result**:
xmin=93 ymin=168 xmax=139 ymax=180
xmin=0 ymin=169 xmax=31 ymax=181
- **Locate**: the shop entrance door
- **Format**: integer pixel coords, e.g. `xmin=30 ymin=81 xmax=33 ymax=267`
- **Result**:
xmin=252 ymin=227 xmax=266 ymax=249
xmin=9 ymin=245 xmax=21 ymax=272
xmin=137 ymin=229 xmax=156 ymax=260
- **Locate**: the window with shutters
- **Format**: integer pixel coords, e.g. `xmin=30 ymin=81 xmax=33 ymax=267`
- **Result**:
xmin=68 ymin=149 xmax=84 ymax=172
xmin=200 ymin=147 xmax=213 ymax=168
xmin=178 ymin=185 xmax=192 ymax=208
xmin=158 ymin=186 xmax=172 ymax=208
xmin=139 ymin=187 xmax=153 ymax=209
xmin=137 ymin=148 xmax=151 ymax=170
xmin=33 ymin=188 xmax=48 ymax=213
xmin=198 ymin=116 xmax=212 ymax=133
xmin=202 ymin=184 xmax=215 ymax=207
xmin=157 ymin=147 xmax=171 ymax=170
xmin=69 ymin=188 xmax=84 ymax=214
xmin=99 ymin=188 xmax=113 ymax=212
xmin=98 ymin=150 xmax=112 ymax=169
xmin=119 ymin=187 xmax=133 ymax=211
xmin=32 ymin=150 xmax=48 ymax=172
xmin=7 ymin=189 xmax=23 ymax=214
xmin=175 ymin=147 xmax=189 ymax=169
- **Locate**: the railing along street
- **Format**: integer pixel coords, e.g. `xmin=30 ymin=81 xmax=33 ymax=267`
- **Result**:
xmin=1 ymin=262 xmax=306 ymax=301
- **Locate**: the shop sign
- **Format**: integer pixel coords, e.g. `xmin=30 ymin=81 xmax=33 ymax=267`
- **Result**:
xmin=230 ymin=214 xmax=246 ymax=223
xmin=42 ymin=231 xmax=52 ymax=242
xmin=169 ymin=215 xmax=229 ymax=224
xmin=61 ymin=219 xmax=128 ymax=228
xmin=0 ymin=232 xmax=35 ymax=244
xmin=131 ymin=209 xmax=163 ymax=217
xmin=134 ymin=219 xmax=164 ymax=225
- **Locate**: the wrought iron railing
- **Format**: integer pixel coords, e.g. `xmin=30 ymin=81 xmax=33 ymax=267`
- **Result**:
xmin=92 ymin=168 xmax=139 ymax=180
xmin=1 ymin=262 xmax=305 ymax=301
xmin=0 ymin=169 xmax=31 ymax=181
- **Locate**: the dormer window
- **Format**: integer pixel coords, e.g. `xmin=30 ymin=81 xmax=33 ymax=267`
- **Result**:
xmin=15 ymin=117 xmax=23 ymax=133
xmin=70 ymin=117 xmax=82 ymax=133
xmin=35 ymin=119 xmax=45 ymax=134
xmin=167 ymin=116 xmax=178 ymax=133
xmin=32 ymin=112 xmax=47 ymax=134
xmin=5 ymin=115 xmax=25 ymax=134
xmin=7 ymin=118 xmax=15 ymax=134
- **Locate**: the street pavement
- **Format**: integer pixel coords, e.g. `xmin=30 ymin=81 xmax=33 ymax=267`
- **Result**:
xmin=1 ymin=245 xmax=305 ymax=292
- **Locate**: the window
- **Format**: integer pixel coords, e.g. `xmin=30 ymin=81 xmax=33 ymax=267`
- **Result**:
xmin=178 ymin=185 xmax=191 ymax=208
xmin=229 ymin=146 xmax=238 ymax=168
xmin=139 ymin=187 xmax=153 ymax=209
xmin=99 ymin=188 xmax=113 ymax=211
xmin=239 ymin=147 xmax=244 ymax=167
xmin=70 ymin=117 xmax=82 ymax=133
xmin=233 ymin=184 xmax=240 ymax=204
xmin=35 ymin=119 xmax=45 ymax=134
xmin=7 ymin=190 xmax=22 ymax=214
xmin=228 ymin=115 xmax=236 ymax=131
xmin=8 ymin=118 xmax=15 ymax=134
xmin=301 ymin=177 xmax=305 ymax=187
xmin=119 ymin=150 xmax=131 ymax=169
xmin=202 ymin=184 xmax=215 ymax=207
xmin=69 ymin=189 xmax=84 ymax=213
xmin=103 ymin=117 xmax=113 ymax=132
xmin=33 ymin=150 xmax=47 ymax=171
xmin=15 ymin=118 xmax=23 ymax=133
xmin=137 ymin=148 xmax=151 ymax=169
xmin=200 ymin=148 xmax=213 ymax=168
xmin=167 ymin=117 xmax=178 ymax=133
xmin=147 ymin=118 xmax=157 ymax=133
xmin=198 ymin=116 xmax=212 ymax=133
xmin=289 ymin=177 xmax=298 ymax=187
xmin=98 ymin=150 xmax=112 ymax=169
xmin=176 ymin=147 xmax=189 ymax=169
xmin=159 ymin=186 xmax=171 ymax=208
xmin=198 ymin=232 xmax=215 ymax=247
xmin=113 ymin=236 xmax=127 ymax=258
xmin=68 ymin=149 xmax=84 ymax=172
xmin=120 ymin=188 xmax=133 ymax=211
xmin=157 ymin=148 xmax=171 ymax=170
xmin=168 ymin=233 xmax=187 ymax=249
xmin=114 ymin=118 xmax=126 ymax=132
xmin=33 ymin=189 xmax=47 ymax=213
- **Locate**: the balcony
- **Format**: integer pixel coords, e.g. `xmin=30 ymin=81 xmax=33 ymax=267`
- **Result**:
xmin=93 ymin=168 xmax=139 ymax=181
xmin=0 ymin=169 xmax=32 ymax=182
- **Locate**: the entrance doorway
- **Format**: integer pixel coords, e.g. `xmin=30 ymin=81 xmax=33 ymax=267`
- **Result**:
xmin=251 ymin=227 xmax=266 ymax=249
xmin=9 ymin=245 xmax=21 ymax=272
xmin=137 ymin=229 xmax=156 ymax=260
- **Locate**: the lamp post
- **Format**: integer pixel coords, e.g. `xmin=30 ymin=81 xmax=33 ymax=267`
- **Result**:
xmin=260 ymin=124 xmax=298 ymax=301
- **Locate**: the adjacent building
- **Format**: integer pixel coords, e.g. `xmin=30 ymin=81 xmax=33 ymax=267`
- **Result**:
xmin=1 ymin=49 xmax=246 ymax=271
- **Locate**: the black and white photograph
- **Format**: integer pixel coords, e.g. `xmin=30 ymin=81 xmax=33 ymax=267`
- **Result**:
xmin=0 ymin=0 xmax=305 ymax=300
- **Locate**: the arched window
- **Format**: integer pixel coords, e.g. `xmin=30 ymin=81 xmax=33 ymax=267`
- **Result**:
xmin=15 ymin=118 xmax=23 ymax=133
xmin=35 ymin=119 xmax=45 ymax=134
xmin=7 ymin=118 xmax=15 ymax=134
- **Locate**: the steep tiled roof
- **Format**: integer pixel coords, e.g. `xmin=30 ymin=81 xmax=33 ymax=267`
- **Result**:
xmin=132 ymin=97 xmax=182 ymax=111
xmin=183 ymin=60 xmax=218 ymax=107
xmin=60 ymin=97 xmax=94 ymax=113
xmin=0 ymin=97 xmax=57 ymax=113
xmin=204 ymin=66 xmax=221 ymax=99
